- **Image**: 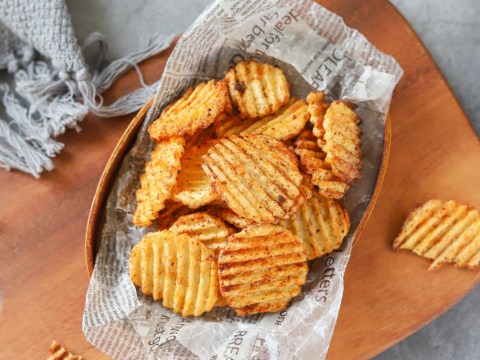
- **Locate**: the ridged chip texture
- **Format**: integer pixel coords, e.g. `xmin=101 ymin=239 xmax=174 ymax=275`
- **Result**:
xmin=202 ymin=134 xmax=303 ymax=223
xmin=169 ymin=212 xmax=235 ymax=253
xmin=393 ymin=199 xmax=480 ymax=270
xmin=218 ymin=224 xmax=308 ymax=316
xmin=225 ymin=60 xmax=290 ymax=119
xmin=214 ymin=113 xmax=254 ymax=138
xmin=129 ymin=231 xmax=221 ymax=316
xmin=213 ymin=208 xmax=257 ymax=229
xmin=133 ymin=137 xmax=185 ymax=226
xmin=322 ymin=101 xmax=362 ymax=183
xmin=280 ymin=188 xmax=350 ymax=260
xmin=172 ymin=140 xmax=220 ymax=208
xmin=157 ymin=201 xmax=195 ymax=230
xmin=48 ymin=341 xmax=83 ymax=360
xmin=148 ymin=80 xmax=228 ymax=141
xmin=307 ymin=92 xmax=329 ymax=146
xmin=294 ymin=129 xmax=349 ymax=199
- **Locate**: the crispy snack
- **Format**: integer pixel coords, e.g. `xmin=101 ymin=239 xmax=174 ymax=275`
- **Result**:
xmin=157 ymin=201 xmax=195 ymax=230
xmin=172 ymin=140 xmax=220 ymax=208
xmin=214 ymin=113 xmax=257 ymax=138
xmin=130 ymin=231 xmax=221 ymax=316
xmin=218 ymin=224 xmax=308 ymax=316
xmin=322 ymin=101 xmax=362 ymax=183
xmin=225 ymin=61 xmax=290 ymax=119
xmin=306 ymin=92 xmax=329 ymax=146
xmin=294 ymin=129 xmax=349 ymax=199
xmin=393 ymin=200 xmax=480 ymax=270
xmin=240 ymin=99 xmax=309 ymax=140
xmin=148 ymin=80 xmax=228 ymax=141
xmin=133 ymin=137 xmax=185 ymax=227
xmin=169 ymin=212 xmax=235 ymax=253
xmin=48 ymin=341 xmax=83 ymax=360
xmin=202 ymin=134 xmax=303 ymax=223
xmin=212 ymin=207 xmax=257 ymax=229
xmin=280 ymin=188 xmax=350 ymax=260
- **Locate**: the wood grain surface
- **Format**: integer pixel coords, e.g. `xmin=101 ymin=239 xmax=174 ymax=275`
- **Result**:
xmin=0 ymin=0 xmax=479 ymax=359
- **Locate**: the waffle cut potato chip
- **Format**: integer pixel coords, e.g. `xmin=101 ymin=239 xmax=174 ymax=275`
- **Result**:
xmin=48 ymin=341 xmax=83 ymax=360
xmin=157 ymin=201 xmax=195 ymax=230
xmin=214 ymin=113 xmax=254 ymax=138
xmin=172 ymin=140 xmax=220 ymax=208
xmin=202 ymin=134 xmax=303 ymax=223
xmin=307 ymin=92 xmax=329 ymax=146
xmin=211 ymin=207 xmax=257 ymax=229
xmin=225 ymin=60 xmax=290 ymax=119
xmin=218 ymin=224 xmax=308 ymax=316
xmin=130 ymin=231 xmax=221 ymax=316
xmin=133 ymin=137 xmax=185 ymax=227
xmin=294 ymin=129 xmax=349 ymax=199
xmin=148 ymin=80 xmax=228 ymax=141
xmin=321 ymin=100 xmax=362 ymax=183
xmin=169 ymin=212 xmax=235 ymax=253
xmin=393 ymin=199 xmax=480 ymax=270
xmin=280 ymin=186 xmax=350 ymax=260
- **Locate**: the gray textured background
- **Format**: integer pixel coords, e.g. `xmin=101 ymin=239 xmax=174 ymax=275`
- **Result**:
xmin=65 ymin=0 xmax=480 ymax=358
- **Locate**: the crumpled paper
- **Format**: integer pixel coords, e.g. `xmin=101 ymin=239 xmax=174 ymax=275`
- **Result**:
xmin=82 ymin=1 xmax=403 ymax=359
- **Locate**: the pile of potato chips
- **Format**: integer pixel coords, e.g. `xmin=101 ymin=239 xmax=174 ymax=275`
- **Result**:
xmin=129 ymin=60 xmax=362 ymax=317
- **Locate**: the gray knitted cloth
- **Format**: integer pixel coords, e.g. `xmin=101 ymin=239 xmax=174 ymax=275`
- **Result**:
xmin=0 ymin=0 xmax=174 ymax=177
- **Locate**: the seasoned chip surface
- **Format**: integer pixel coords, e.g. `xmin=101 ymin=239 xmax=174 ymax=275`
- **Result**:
xmin=202 ymin=134 xmax=303 ymax=223
xmin=322 ymin=101 xmax=362 ymax=183
xmin=130 ymin=231 xmax=221 ymax=316
xmin=156 ymin=201 xmax=195 ymax=230
xmin=169 ymin=212 xmax=235 ymax=253
xmin=393 ymin=199 xmax=480 ymax=270
xmin=307 ymin=92 xmax=329 ymax=146
xmin=212 ymin=208 xmax=257 ymax=229
xmin=133 ymin=137 xmax=185 ymax=227
xmin=172 ymin=140 xmax=220 ymax=208
xmin=214 ymin=113 xmax=255 ymax=138
xmin=225 ymin=61 xmax=290 ymax=119
xmin=280 ymin=188 xmax=350 ymax=260
xmin=294 ymin=129 xmax=349 ymax=199
xmin=148 ymin=80 xmax=228 ymax=141
xmin=218 ymin=224 xmax=308 ymax=316
xmin=48 ymin=341 xmax=83 ymax=360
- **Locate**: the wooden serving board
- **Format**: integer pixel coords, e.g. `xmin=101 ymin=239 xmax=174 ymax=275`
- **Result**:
xmin=0 ymin=0 xmax=479 ymax=359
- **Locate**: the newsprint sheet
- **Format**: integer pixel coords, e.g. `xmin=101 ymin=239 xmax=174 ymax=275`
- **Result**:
xmin=83 ymin=1 xmax=403 ymax=359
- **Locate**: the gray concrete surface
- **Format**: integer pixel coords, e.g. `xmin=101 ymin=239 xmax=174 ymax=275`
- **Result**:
xmin=66 ymin=0 xmax=480 ymax=358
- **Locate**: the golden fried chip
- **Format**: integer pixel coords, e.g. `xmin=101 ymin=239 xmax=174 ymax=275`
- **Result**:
xmin=280 ymin=188 xmax=350 ymax=260
xmin=133 ymin=137 xmax=185 ymax=227
xmin=169 ymin=212 xmax=235 ymax=253
xmin=214 ymin=113 xmax=257 ymax=138
xmin=240 ymin=99 xmax=309 ymax=140
xmin=48 ymin=341 xmax=83 ymax=360
xmin=157 ymin=201 xmax=195 ymax=230
xmin=218 ymin=224 xmax=308 ymax=316
xmin=294 ymin=129 xmax=349 ymax=199
xmin=393 ymin=199 xmax=480 ymax=270
xmin=212 ymin=208 xmax=257 ymax=229
xmin=130 ymin=231 xmax=221 ymax=316
xmin=322 ymin=101 xmax=362 ymax=183
xmin=202 ymin=134 xmax=303 ymax=223
xmin=307 ymin=92 xmax=329 ymax=146
xmin=171 ymin=140 xmax=220 ymax=208
xmin=148 ymin=80 xmax=228 ymax=141
xmin=225 ymin=61 xmax=290 ymax=119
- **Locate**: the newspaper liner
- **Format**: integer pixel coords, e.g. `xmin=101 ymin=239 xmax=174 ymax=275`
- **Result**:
xmin=82 ymin=1 xmax=402 ymax=359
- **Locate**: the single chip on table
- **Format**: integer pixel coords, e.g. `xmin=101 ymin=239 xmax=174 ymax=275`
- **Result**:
xmin=148 ymin=80 xmax=228 ymax=141
xmin=218 ymin=224 xmax=308 ymax=316
xmin=48 ymin=341 xmax=83 ymax=360
xmin=132 ymin=136 xmax=185 ymax=227
xmin=202 ymin=134 xmax=303 ymax=223
xmin=393 ymin=199 xmax=480 ymax=270
xmin=171 ymin=140 xmax=220 ymax=209
xmin=321 ymin=100 xmax=362 ymax=183
xmin=130 ymin=230 xmax=221 ymax=316
xmin=279 ymin=183 xmax=350 ymax=260
xmin=294 ymin=129 xmax=349 ymax=199
xmin=307 ymin=92 xmax=329 ymax=146
xmin=169 ymin=212 xmax=235 ymax=254
xmin=225 ymin=60 xmax=290 ymax=119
